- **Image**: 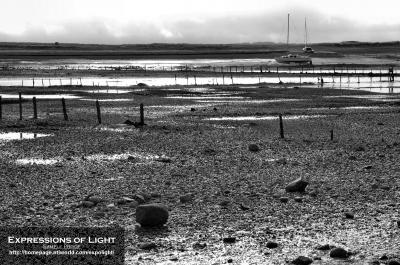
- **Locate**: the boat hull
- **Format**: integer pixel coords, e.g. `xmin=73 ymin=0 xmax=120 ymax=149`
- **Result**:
xmin=274 ymin=56 xmax=312 ymax=64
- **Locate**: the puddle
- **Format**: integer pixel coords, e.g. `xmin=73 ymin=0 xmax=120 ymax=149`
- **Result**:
xmin=205 ymin=115 xmax=328 ymax=121
xmin=325 ymin=95 xmax=399 ymax=101
xmin=0 ymin=132 xmax=52 ymax=141
xmin=78 ymin=99 xmax=132 ymax=102
xmin=16 ymin=158 xmax=58 ymax=165
xmin=195 ymin=99 xmax=306 ymax=103
xmin=83 ymin=89 xmax=131 ymax=94
xmin=166 ymin=96 xmax=248 ymax=99
xmin=0 ymin=94 xmax=80 ymax=99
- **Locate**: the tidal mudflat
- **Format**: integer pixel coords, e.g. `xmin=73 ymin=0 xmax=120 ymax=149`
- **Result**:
xmin=1 ymin=43 xmax=400 ymax=264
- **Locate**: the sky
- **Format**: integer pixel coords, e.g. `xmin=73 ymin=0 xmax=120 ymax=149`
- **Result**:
xmin=0 ymin=0 xmax=399 ymax=44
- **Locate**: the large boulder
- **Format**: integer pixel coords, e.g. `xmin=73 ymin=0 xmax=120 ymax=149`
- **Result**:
xmin=285 ymin=177 xmax=309 ymax=192
xmin=136 ymin=203 xmax=169 ymax=227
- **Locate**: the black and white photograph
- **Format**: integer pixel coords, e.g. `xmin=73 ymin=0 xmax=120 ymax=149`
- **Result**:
xmin=0 ymin=0 xmax=399 ymax=264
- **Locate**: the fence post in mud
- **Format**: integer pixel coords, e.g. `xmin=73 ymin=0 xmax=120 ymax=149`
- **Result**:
xmin=194 ymin=75 xmax=197 ymax=86
xmin=96 ymin=100 xmax=101 ymax=124
xmin=260 ymin=66 xmax=262 ymax=73
xmin=358 ymin=75 xmax=360 ymax=83
xmin=186 ymin=75 xmax=188 ymax=85
xmin=61 ymin=98 xmax=68 ymax=121
xmin=0 ymin=96 xmax=2 ymax=120
xmin=49 ymin=79 xmax=51 ymax=86
xmin=231 ymin=74 xmax=233 ymax=85
xmin=330 ymin=129 xmax=334 ymax=141
xmin=60 ymin=79 xmax=62 ymax=86
xmin=33 ymin=97 xmax=37 ymax=119
xmin=32 ymin=78 xmax=35 ymax=88
xmin=42 ymin=79 xmax=44 ymax=87
xmin=19 ymin=92 xmax=22 ymax=120
xmin=140 ymin=103 xmax=145 ymax=125
xmin=380 ymin=70 xmax=382 ymax=81
xmin=277 ymin=67 xmax=279 ymax=73
xmin=223 ymin=75 xmax=225 ymax=85
xmin=174 ymin=74 xmax=177 ymax=85
xmin=279 ymin=114 xmax=284 ymax=139
xmin=340 ymin=75 xmax=341 ymax=83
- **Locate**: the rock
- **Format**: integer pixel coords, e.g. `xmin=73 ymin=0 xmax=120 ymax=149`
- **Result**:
xmin=389 ymin=260 xmax=400 ymax=265
xmin=275 ymin=158 xmax=287 ymax=164
xmin=248 ymin=144 xmax=260 ymax=152
xmin=84 ymin=193 xmax=95 ymax=201
xmin=280 ymin=197 xmax=289 ymax=203
xmin=285 ymin=177 xmax=309 ymax=192
xmin=344 ymin=212 xmax=354 ymax=219
xmin=219 ymin=200 xmax=230 ymax=206
xmin=330 ymin=247 xmax=348 ymax=258
xmin=309 ymin=190 xmax=318 ymax=197
xmin=213 ymin=107 xmax=218 ymax=111
xmin=397 ymin=220 xmax=400 ymax=227
xmin=180 ymin=194 xmax=194 ymax=203
xmin=88 ymin=196 xmax=101 ymax=205
xmin=82 ymin=201 xmax=95 ymax=208
xmin=93 ymin=212 xmax=106 ymax=219
xmin=190 ymin=108 xmax=196 ymax=112
xmin=227 ymin=258 xmax=233 ymax=263
xmin=138 ymin=242 xmax=156 ymax=249
xmin=316 ymin=244 xmax=334 ymax=250
xmin=128 ymin=201 xmax=139 ymax=208
xmin=291 ymin=256 xmax=313 ymax=264
xmin=380 ymin=255 xmax=388 ymax=260
xmin=348 ymin=155 xmax=357 ymax=160
xmin=136 ymin=203 xmax=169 ymax=227
xmin=193 ymin=242 xmax=207 ymax=249
xmin=9 ymin=183 xmax=17 ymax=188
xmin=381 ymin=186 xmax=390 ymax=190
xmin=294 ymin=197 xmax=303 ymax=202
xmin=134 ymin=194 xmax=146 ymax=204
xmin=150 ymin=192 xmax=161 ymax=198
xmin=354 ymin=145 xmax=365 ymax=151
xmin=138 ymin=192 xmax=152 ymax=201
xmin=239 ymin=204 xmax=250 ymax=210
xmin=116 ymin=199 xmax=128 ymax=205
xmin=170 ymin=256 xmax=179 ymax=261
xmin=266 ymin=241 xmax=278 ymax=248
xmin=223 ymin=237 xmax=236 ymax=243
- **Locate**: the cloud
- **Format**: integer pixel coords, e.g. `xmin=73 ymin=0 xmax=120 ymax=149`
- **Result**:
xmin=0 ymin=8 xmax=398 ymax=44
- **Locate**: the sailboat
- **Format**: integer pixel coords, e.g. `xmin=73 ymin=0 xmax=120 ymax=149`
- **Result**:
xmin=303 ymin=18 xmax=315 ymax=53
xmin=274 ymin=14 xmax=312 ymax=64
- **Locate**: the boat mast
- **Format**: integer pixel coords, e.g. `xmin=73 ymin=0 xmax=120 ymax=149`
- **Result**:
xmin=305 ymin=18 xmax=307 ymax=48
xmin=287 ymin=14 xmax=289 ymax=53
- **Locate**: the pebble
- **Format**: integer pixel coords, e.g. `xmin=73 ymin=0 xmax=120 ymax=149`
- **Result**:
xmin=82 ymin=201 xmax=95 ymax=208
xmin=294 ymin=197 xmax=303 ymax=202
xmin=291 ymin=256 xmax=313 ymax=265
xmin=316 ymin=244 xmax=334 ymax=250
xmin=138 ymin=242 xmax=157 ymax=249
xmin=138 ymin=192 xmax=152 ymax=201
xmin=275 ymin=158 xmax=287 ymax=164
xmin=266 ymin=241 xmax=278 ymax=248
xmin=134 ymin=194 xmax=146 ymax=204
xmin=88 ymin=196 xmax=101 ymax=205
xmin=218 ymin=200 xmax=230 ymax=206
xmin=180 ymin=194 xmax=194 ymax=203
xmin=248 ymin=144 xmax=260 ymax=152
xmin=223 ymin=237 xmax=236 ymax=243
xmin=285 ymin=177 xmax=309 ymax=192
xmin=280 ymin=197 xmax=289 ymax=203
xmin=9 ymin=183 xmax=17 ymax=188
xmin=309 ymin=190 xmax=318 ymax=197
xmin=344 ymin=212 xmax=354 ymax=219
xmin=136 ymin=203 xmax=169 ymax=227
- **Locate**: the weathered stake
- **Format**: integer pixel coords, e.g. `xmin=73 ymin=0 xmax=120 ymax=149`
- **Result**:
xmin=61 ymin=98 xmax=68 ymax=121
xmin=330 ymin=129 xmax=334 ymax=141
xmin=279 ymin=114 xmax=284 ymax=139
xmin=96 ymin=100 xmax=101 ymax=124
xmin=140 ymin=103 xmax=145 ymax=125
xmin=0 ymin=96 xmax=2 ymax=120
xmin=33 ymin=97 xmax=37 ymax=119
xmin=19 ymin=92 xmax=22 ymax=120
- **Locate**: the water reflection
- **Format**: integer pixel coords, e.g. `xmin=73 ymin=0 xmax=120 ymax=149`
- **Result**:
xmin=0 ymin=132 xmax=52 ymax=141
xmin=206 ymin=115 xmax=328 ymax=121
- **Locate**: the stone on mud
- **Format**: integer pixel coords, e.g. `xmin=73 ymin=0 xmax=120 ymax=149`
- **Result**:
xmin=136 ymin=203 xmax=169 ymax=227
xmin=285 ymin=177 xmax=309 ymax=192
xmin=248 ymin=144 xmax=260 ymax=152
xmin=291 ymin=256 xmax=313 ymax=264
xmin=330 ymin=247 xmax=348 ymax=258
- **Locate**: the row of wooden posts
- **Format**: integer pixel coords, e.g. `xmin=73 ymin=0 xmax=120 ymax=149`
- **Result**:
xmin=0 ymin=94 xmax=338 ymax=140
xmin=0 ymin=93 xmax=145 ymax=125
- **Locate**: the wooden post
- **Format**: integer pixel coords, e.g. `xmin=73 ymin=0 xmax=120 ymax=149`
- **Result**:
xmin=330 ymin=129 xmax=333 ymax=141
xmin=174 ymin=74 xmax=177 ymax=85
xmin=0 ymin=96 xmax=2 ymax=120
xmin=277 ymin=67 xmax=279 ymax=73
xmin=223 ymin=75 xmax=225 ymax=85
xmin=140 ymin=103 xmax=144 ymax=125
xmin=62 ymin=98 xmax=68 ymax=121
xmin=33 ymin=97 xmax=37 ymax=119
xmin=279 ymin=114 xmax=284 ymax=139
xmin=96 ymin=100 xmax=101 ymax=124
xmin=33 ymin=78 xmax=35 ymax=88
xmin=194 ymin=75 xmax=197 ymax=85
xmin=19 ymin=92 xmax=22 ymax=120
xmin=260 ymin=66 xmax=262 ymax=73
xmin=42 ymin=79 xmax=44 ymax=87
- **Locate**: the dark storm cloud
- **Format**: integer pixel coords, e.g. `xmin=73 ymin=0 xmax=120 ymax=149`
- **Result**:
xmin=0 ymin=8 xmax=399 ymax=44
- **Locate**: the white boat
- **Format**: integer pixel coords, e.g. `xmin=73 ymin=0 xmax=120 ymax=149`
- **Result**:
xmin=274 ymin=14 xmax=312 ymax=64
xmin=303 ymin=18 xmax=315 ymax=53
